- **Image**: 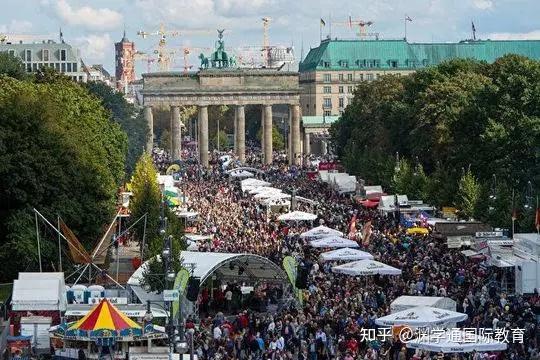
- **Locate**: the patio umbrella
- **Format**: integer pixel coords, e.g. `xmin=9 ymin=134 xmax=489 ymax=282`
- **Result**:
xmin=374 ymin=306 xmax=468 ymax=327
xmin=332 ymin=259 xmax=402 ymax=276
xmin=320 ymin=247 xmax=373 ymax=261
xmin=406 ymin=227 xmax=429 ymax=235
xmin=309 ymin=236 xmax=360 ymax=248
xmin=300 ymin=225 xmax=343 ymax=239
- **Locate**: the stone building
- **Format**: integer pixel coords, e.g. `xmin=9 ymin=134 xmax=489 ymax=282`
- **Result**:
xmin=299 ymin=38 xmax=540 ymax=116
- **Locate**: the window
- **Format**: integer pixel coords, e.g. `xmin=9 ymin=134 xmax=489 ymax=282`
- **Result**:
xmin=26 ymin=63 xmax=31 ymax=72
xmin=60 ymin=49 xmax=67 ymax=61
xmin=347 ymin=86 xmax=353 ymax=93
xmin=366 ymin=73 xmax=374 ymax=81
xmin=61 ymin=63 xmax=66 ymax=72
xmin=323 ymin=86 xmax=331 ymax=94
xmin=358 ymin=74 xmax=364 ymax=81
xmin=338 ymin=86 xmax=344 ymax=94
xmin=67 ymin=63 xmax=72 ymax=72
xmin=422 ymin=59 xmax=429 ymax=66
xmin=323 ymin=73 xmax=331 ymax=82
xmin=340 ymin=60 xmax=348 ymax=68
xmin=324 ymin=110 xmax=332 ymax=116
xmin=32 ymin=63 xmax=38 ymax=71
xmin=338 ymin=73 xmax=344 ymax=81
xmin=43 ymin=49 xmax=49 ymax=62
xmin=389 ymin=60 xmax=398 ymax=68
xmin=73 ymin=63 xmax=78 ymax=72
xmin=323 ymin=61 xmax=331 ymax=68
xmin=347 ymin=73 xmax=353 ymax=81
xmin=25 ymin=49 xmax=32 ymax=61
xmin=323 ymin=98 xmax=332 ymax=108
xmin=8 ymin=49 xmax=15 ymax=57
xmin=55 ymin=63 xmax=60 ymax=71
xmin=306 ymin=104 xmax=309 ymax=109
xmin=339 ymin=98 xmax=345 ymax=108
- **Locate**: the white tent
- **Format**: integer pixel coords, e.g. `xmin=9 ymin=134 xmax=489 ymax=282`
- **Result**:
xmin=253 ymin=189 xmax=284 ymax=199
xmin=332 ymin=259 xmax=402 ymax=276
xmin=300 ymin=225 xmax=343 ymax=239
xmin=229 ymin=170 xmax=254 ymax=178
xmin=261 ymin=195 xmax=291 ymax=206
xmin=391 ymin=296 xmax=457 ymax=313
xmin=176 ymin=211 xmax=198 ymax=218
xmin=248 ymin=186 xmax=280 ymax=195
xmin=406 ymin=329 xmax=508 ymax=353
xmin=278 ymin=211 xmax=317 ymax=221
xmin=184 ymin=234 xmax=212 ymax=242
xmin=320 ymin=247 xmax=373 ymax=261
xmin=12 ymin=272 xmax=67 ymax=311
xmin=240 ymin=178 xmax=270 ymax=192
xmin=374 ymin=306 xmax=468 ymax=327
xmin=309 ymin=236 xmax=360 ymax=248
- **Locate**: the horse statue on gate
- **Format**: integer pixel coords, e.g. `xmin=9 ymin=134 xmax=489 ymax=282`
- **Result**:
xmin=199 ymin=53 xmax=209 ymax=69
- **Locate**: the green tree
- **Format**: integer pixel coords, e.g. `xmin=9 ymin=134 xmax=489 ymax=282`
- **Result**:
xmin=0 ymin=52 xmax=27 ymax=80
xmin=0 ymin=75 xmax=127 ymax=281
xmin=211 ymin=130 xmax=229 ymax=150
xmin=160 ymin=128 xmax=171 ymax=152
xmin=456 ymin=168 xmax=482 ymax=220
xmin=129 ymin=153 xmax=161 ymax=253
xmin=84 ymin=81 xmax=147 ymax=176
xmin=257 ymin=125 xmax=286 ymax=150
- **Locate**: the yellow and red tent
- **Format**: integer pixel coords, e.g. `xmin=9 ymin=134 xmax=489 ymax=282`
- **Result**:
xmin=69 ymin=298 xmax=141 ymax=334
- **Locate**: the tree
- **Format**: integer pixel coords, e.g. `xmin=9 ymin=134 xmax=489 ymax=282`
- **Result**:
xmin=0 ymin=52 xmax=27 ymax=80
xmin=0 ymin=75 xmax=127 ymax=281
xmin=129 ymin=153 xmax=161 ymax=252
xmin=257 ymin=125 xmax=286 ymax=150
xmin=456 ymin=168 xmax=481 ymax=220
xmin=160 ymin=129 xmax=171 ymax=152
xmin=84 ymin=81 xmax=147 ymax=176
xmin=211 ymin=130 xmax=229 ymax=150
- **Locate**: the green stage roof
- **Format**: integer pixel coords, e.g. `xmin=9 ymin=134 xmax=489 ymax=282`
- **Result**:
xmin=299 ymin=39 xmax=540 ymax=72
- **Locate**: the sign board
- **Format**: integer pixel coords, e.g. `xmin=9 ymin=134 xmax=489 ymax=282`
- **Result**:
xmin=163 ymin=289 xmax=180 ymax=302
xmin=88 ymin=297 xmax=128 ymax=305
xmin=130 ymin=354 xmax=180 ymax=360
xmin=476 ymin=231 xmax=503 ymax=238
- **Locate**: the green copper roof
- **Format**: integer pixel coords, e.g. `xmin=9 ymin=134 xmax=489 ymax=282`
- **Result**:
xmin=299 ymin=39 xmax=540 ymax=71
xmin=302 ymin=115 xmax=340 ymax=127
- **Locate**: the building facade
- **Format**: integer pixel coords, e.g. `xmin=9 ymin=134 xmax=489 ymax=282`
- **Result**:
xmin=0 ymin=40 xmax=87 ymax=81
xmin=115 ymin=32 xmax=136 ymax=93
xmin=299 ymin=38 xmax=540 ymax=116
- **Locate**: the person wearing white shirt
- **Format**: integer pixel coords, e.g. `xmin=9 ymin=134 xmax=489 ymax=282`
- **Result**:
xmin=276 ymin=335 xmax=285 ymax=351
xmin=213 ymin=326 xmax=222 ymax=340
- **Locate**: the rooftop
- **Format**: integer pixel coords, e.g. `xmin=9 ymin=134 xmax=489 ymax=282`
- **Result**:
xmin=299 ymin=38 xmax=540 ymax=72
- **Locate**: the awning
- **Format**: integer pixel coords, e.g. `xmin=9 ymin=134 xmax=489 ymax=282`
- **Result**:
xmin=375 ymin=306 xmax=467 ymax=327
xmin=320 ymin=247 xmax=373 ymax=261
xmin=332 ymin=260 xmax=402 ymax=276
xmin=309 ymin=236 xmax=360 ymax=248
xmin=277 ymin=211 xmax=317 ymax=221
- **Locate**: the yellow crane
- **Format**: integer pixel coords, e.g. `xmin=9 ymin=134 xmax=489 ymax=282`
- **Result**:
xmin=333 ymin=17 xmax=378 ymax=40
xmin=137 ymin=23 xmax=211 ymax=71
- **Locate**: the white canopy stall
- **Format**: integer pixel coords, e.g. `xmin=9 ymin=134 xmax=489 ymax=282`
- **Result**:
xmin=240 ymin=178 xmax=271 ymax=192
xmin=300 ymin=225 xmax=343 ymax=239
xmin=374 ymin=306 xmax=468 ymax=327
xmin=309 ymin=236 xmax=360 ymax=248
xmin=320 ymin=248 xmax=373 ymax=261
xmin=229 ymin=170 xmax=254 ymax=179
xmin=332 ymin=260 xmax=402 ymax=276
xmin=278 ymin=211 xmax=317 ymax=222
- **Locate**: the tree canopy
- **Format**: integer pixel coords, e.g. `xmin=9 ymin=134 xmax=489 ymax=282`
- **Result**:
xmin=331 ymin=55 xmax=540 ymax=229
xmin=0 ymin=74 xmax=127 ymax=281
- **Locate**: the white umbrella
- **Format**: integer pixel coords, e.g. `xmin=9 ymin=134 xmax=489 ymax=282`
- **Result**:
xmin=253 ymin=190 xmax=284 ymax=199
xmin=374 ymin=306 xmax=468 ymax=327
xmin=278 ymin=211 xmax=317 ymax=221
xmin=261 ymin=195 xmax=291 ymax=206
xmin=310 ymin=236 xmax=360 ymax=248
xmin=300 ymin=225 xmax=343 ymax=239
xmin=406 ymin=329 xmax=508 ymax=353
xmin=249 ymin=186 xmax=280 ymax=195
xmin=332 ymin=259 xmax=402 ymax=276
xmin=320 ymin=247 xmax=373 ymax=261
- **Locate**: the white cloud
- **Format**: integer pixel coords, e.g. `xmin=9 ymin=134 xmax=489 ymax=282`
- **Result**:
xmin=0 ymin=20 xmax=33 ymax=33
xmin=473 ymin=0 xmax=494 ymax=10
xmin=74 ymin=33 xmax=112 ymax=62
xmin=46 ymin=0 xmax=122 ymax=31
xmin=487 ymin=30 xmax=540 ymax=40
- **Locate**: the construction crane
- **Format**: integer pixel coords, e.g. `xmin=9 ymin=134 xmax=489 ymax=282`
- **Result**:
xmin=133 ymin=51 xmax=157 ymax=73
xmin=137 ymin=23 xmax=212 ymax=71
xmin=334 ymin=18 xmax=379 ymax=39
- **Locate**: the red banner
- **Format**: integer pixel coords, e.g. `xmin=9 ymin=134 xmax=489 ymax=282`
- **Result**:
xmin=318 ymin=162 xmax=338 ymax=171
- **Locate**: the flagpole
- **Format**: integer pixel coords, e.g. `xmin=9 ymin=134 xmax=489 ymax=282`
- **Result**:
xmin=511 ymin=188 xmax=515 ymax=238
xmin=320 ymin=20 xmax=322 ymax=43
xmin=404 ymin=16 xmax=407 ymax=41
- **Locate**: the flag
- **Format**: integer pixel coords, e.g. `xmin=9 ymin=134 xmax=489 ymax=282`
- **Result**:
xmin=471 ymin=21 xmax=476 ymax=33
xmin=511 ymin=208 xmax=518 ymax=221
xmin=362 ymin=220 xmax=372 ymax=246
xmin=348 ymin=16 xmax=353 ymax=28
xmin=405 ymin=15 xmax=413 ymax=22
xmin=320 ymin=18 xmax=326 ymax=27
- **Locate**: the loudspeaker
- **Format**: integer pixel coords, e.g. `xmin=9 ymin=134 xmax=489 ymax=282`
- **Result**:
xmin=295 ymin=265 xmax=309 ymax=289
xmin=186 ymin=278 xmax=200 ymax=301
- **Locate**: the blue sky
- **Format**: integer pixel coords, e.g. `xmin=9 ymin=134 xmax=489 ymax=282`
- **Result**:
xmin=1 ymin=0 xmax=540 ymax=76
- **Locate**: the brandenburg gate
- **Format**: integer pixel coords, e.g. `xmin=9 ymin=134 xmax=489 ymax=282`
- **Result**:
xmin=140 ymin=33 xmax=301 ymax=167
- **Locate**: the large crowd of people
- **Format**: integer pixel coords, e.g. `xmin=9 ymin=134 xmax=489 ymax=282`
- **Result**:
xmin=166 ymin=149 xmax=539 ymax=360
